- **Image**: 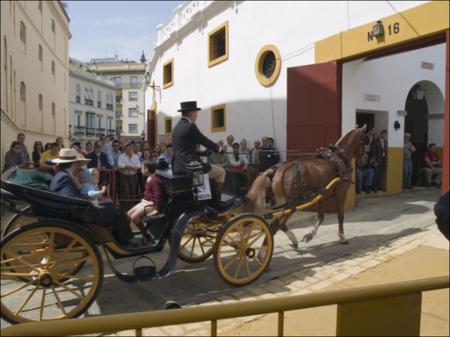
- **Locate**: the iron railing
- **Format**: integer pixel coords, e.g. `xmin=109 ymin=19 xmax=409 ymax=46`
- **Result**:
xmin=1 ymin=276 xmax=448 ymax=336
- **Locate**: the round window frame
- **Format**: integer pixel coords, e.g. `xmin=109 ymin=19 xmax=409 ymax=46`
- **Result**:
xmin=255 ymin=44 xmax=281 ymax=87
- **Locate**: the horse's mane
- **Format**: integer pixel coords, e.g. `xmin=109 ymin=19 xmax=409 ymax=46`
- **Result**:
xmin=335 ymin=129 xmax=355 ymax=153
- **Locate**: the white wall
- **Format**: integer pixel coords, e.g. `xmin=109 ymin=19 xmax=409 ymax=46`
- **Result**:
xmin=342 ymin=43 xmax=446 ymax=147
xmin=146 ymin=1 xmax=428 ymax=155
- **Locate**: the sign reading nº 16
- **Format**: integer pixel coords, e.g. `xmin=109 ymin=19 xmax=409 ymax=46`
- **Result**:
xmin=368 ymin=22 xmax=400 ymax=42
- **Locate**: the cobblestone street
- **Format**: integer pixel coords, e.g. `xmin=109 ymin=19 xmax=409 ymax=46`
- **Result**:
xmin=1 ymin=189 xmax=445 ymax=332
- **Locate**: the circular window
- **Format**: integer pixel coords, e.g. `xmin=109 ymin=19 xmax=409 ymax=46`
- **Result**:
xmin=255 ymin=45 xmax=281 ymax=87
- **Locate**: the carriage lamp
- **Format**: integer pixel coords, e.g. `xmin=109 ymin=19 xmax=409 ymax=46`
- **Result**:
xmin=394 ymin=120 xmax=401 ymax=130
xmin=372 ymin=20 xmax=384 ymax=38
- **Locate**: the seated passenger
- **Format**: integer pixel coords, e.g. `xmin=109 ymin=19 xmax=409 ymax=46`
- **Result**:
xmin=80 ymin=168 xmax=107 ymax=206
xmin=50 ymin=148 xmax=134 ymax=246
xmin=127 ymin=160 xmax=164 ymax=245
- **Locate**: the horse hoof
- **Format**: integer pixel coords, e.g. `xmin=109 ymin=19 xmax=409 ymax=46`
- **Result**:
xmin=302 ymin=234 xmax=313 ymax=243
xmin=340 ymin=239 xmax=349 ymax=245
xmin=289 ymin=242 xmax=299 ymax=249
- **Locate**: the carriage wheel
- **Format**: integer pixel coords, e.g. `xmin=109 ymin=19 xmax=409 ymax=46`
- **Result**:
xmin=2 ymin=209 xmax=88 ymax=282
xmin=1 ymin=224 xmax=103 ymax=324
xmin=2 ymin=205 xmax=35 ymax=238
xmin=214 ymin=214 xmax=273 ymax=286
xmin=177 ymin=217 xmax=220 ymax=263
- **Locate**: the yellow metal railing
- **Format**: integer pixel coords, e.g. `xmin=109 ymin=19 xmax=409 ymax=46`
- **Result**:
xmin=2 ymin=276 xmax=448 ymax=336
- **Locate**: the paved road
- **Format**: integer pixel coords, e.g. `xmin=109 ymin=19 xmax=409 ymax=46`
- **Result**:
xmin=0 ymin=188 xmax=441 ymax=328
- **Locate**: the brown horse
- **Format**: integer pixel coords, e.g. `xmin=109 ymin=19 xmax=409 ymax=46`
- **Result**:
xmin=244 ymin=125 xmax=366 ymax=249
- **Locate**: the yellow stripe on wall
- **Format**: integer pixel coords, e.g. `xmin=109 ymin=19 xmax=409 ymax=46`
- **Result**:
xmin=315 ymin=1 xmax=449 ymax=63
xmin=386 ymin=147 xmax=404 ymax=195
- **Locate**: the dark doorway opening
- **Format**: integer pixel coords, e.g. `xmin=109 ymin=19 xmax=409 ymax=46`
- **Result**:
xmin=356 ymin=113 xmax=375 ymax=130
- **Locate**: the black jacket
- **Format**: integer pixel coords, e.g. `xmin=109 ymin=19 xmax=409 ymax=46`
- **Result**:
xmin=370 ymin=138 xmax=388 ymax=166
xmin=172 ymin=117 xmax=219 ymax=174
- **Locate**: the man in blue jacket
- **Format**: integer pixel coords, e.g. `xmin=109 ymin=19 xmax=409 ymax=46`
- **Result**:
xmin=50 ymin=148 xmax=134 ymax=246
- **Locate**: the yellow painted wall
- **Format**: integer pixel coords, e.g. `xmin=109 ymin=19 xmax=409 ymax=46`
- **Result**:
xmin=386 ymin=147 xmax=404 ymax=195
xmin=344 ymin=159 xmax=355 ymax=210
xmin=315 ymin=1 xmax=449 ymax=63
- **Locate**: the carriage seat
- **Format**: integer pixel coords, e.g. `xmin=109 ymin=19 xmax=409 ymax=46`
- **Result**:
xmin=156 ymin=169 xmax=193 ymax=197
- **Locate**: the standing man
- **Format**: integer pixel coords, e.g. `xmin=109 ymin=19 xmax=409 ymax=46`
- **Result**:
xmin=403 ymin=132 xmax=416 ymax=189
xmin=172 ymin=101 xmax=225 ymax=207
xmin=370 ymin=129 xmax=388 ymax=192
xmin=16 ymin=133 xmax=30 ymax=164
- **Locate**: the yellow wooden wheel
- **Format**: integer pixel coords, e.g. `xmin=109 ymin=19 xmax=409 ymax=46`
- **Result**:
xmin=1 ymin=205 xmax=35 ymax=238
xmin=177 ymin=216 xmax=223 ymax=263
xmin=1 ymin=224 xmax=103 ymax=324
xmin=214 ymin=214 xmax=273 ymax=286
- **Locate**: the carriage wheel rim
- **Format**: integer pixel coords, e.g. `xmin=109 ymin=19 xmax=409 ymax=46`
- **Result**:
xmin=216 ymin=216 xmax=273 ymax=286
xmin=178 ymin=219 xmax=216 ymax=262
xmin=1 ymin=226 xmax=101 ymax=323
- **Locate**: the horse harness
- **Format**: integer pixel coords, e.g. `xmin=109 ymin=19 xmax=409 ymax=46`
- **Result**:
xmin=280 ymin=144 xmax=352 ymax=206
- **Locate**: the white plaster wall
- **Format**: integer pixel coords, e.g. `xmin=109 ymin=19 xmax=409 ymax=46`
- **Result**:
xmin=146 ymin=1 xmax=428 ymax=156
xmin=342 ymin=43 xmax=446 ymax=147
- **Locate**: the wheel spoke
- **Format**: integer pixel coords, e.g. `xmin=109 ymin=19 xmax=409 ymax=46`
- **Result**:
xmin=243 ymin=257 xmax=251 ymax=277
xmin=244 ymin=223 xmax=255 ymax=242
xmin=53 ymin=279 xmax=86 ymax=301
xmin=180 ymin=235 xmax=194 ymax=250
xmin=223 ymin=254 xmax=239 ymax=271
xmin=15 ymin=285 xmax=39 ymax=315
xmin=3 ymin=252 xmax=41 ymax=272
xmin=56 ymin=239 xmax=77 ymax=262
xmin=2 ymin=271 xmax=36 ymax=279
xmin=234 ymin=258 xmax=242 ymax=278
xmin=57 ymin=274 xmax=94 ymax=281
xmin=1 ymin=281 xmax=33 ymax=298
xmin=54 ymin=255 xmax=90 ymax=267
xmin=51 ymin=285 xmax=67 ymax=315
xmin=40 ymin=288 xmax=46 ymax=321
xmin=190 ymin=237 xmax=197 ymax=257
xmin=198 ymin=238 xmax=206 ymax=255
xmin=253 ymin=254 xmax=263 ymax=266
xmin=247 ymin=231 xmax=265 ymax=247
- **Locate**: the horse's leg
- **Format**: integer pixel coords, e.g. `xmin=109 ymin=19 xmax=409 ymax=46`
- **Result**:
xmin=302 ymin=199 xmax=325 ymax=243
xmin=336 ymin=185 xmax=349 ymax=244
xmin=278 ymin=214 xmax=297 ymax=249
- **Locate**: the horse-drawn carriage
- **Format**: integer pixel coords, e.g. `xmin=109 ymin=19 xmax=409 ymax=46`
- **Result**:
xmin=1 ymin=166 xmax=274 ymax=324
xmin=1 ymin=126 xmax=366 ymax=325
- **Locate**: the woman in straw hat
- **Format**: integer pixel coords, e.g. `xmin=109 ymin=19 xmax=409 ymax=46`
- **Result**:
xmin=50 ymin=148 xmax=135 ymax=246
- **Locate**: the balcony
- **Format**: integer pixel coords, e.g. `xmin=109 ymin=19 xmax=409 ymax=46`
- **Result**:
xmin=97 ymin=101 xmax=101 ymax=108
xmin=97 ymin=128 xmax=106 ymax=135
xmin=106 ymin=103 xmax=114 ymax=111
xmin=76 ymin=96 xmax=81 ymax=103
xmin=117 ymin=82 xmax=141 ymax=89
xmin=74 ymin=126 xmax=85 ymax=135
xmin=85 ymin=98 xmax=93 ymax=106
xmin=107 ymin=129 xmax=116 ymax=137
xmin=115 ymin=103 xmax=122 ymax=112
xmin=86 ymin=127 xmax=96 ymax=136
xmin=116 ymin=112 xmax=123 ymax=119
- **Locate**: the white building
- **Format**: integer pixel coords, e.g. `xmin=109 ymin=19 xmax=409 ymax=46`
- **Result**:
xmin=1 ymin=0 xmax=70 ymax=167
xmin=87 ymin=58 xmax=146 ymax=142
xmin=68 ymin=58 xmax=116 ymax=145
xmin=145 ymin=1 xmax=449 ymax=205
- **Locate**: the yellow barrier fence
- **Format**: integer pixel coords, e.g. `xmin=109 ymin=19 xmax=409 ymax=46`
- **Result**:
xmin=2 ymin=276 xmax=448 ymax=336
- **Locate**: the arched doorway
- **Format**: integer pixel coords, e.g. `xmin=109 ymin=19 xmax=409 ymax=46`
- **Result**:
xmin=405 ymin=80 xmax=445 ymax=185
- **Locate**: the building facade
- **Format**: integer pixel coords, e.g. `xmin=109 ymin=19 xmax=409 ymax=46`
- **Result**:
xmin=68 ymin=58 xmax=116 ymax=146
xmin=1 ymin=0 xmax=70 ymax=167
xmin=86 ymin=59 xmax=146 ymax=142
xmin=145 ymin=1 xmax=449 ymax=206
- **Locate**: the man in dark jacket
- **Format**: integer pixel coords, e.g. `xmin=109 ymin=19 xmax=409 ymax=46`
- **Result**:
xmin=87 ymin=142 xmax=112 ymax=169
xmin=370 ymin=129 xmax=388 ymax=192
xmin=172 ymin=101 xmax=225 ymax=206
xmin=434 ymin=189 xmax=449 ymax=240
xmin=50 ymin=148 xmax=134 ymax=246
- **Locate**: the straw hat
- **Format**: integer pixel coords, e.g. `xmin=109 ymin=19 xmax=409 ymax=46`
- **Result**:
xmin=52 ymin=148 xmax=91 ymax=164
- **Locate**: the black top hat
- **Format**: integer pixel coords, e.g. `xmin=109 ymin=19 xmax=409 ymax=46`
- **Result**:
xmin=178 ymin=101 xmax=202 ymax=112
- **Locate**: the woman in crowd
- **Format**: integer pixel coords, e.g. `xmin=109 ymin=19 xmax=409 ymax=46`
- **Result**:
xmin=32 ymin=141 xmax=44 ymax=167
xmin=44 ymin=143 xmax=52 ymax=152
xmin=153 ymin=144 xmax=162 ymax=158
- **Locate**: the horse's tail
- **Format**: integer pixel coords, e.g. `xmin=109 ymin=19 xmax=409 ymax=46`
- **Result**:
xmin=246 ymin=169 xmax=273 ymax=212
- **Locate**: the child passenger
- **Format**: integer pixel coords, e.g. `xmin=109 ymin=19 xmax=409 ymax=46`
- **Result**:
xmin=127 ymin=160 xmax=164 ymax=245
xmin=80 ymin=168 xmax=107 ymax=205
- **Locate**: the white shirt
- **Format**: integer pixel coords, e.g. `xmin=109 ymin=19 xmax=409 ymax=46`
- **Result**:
xmin=118 ymin=153 xmax=141 ymax=175
xmin=227 ymin=152 xmax=249 ymax=170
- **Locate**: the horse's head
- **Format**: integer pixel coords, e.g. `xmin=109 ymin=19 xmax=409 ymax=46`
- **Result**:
xmin=337 ymin=124 xmax=367 ymax=159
